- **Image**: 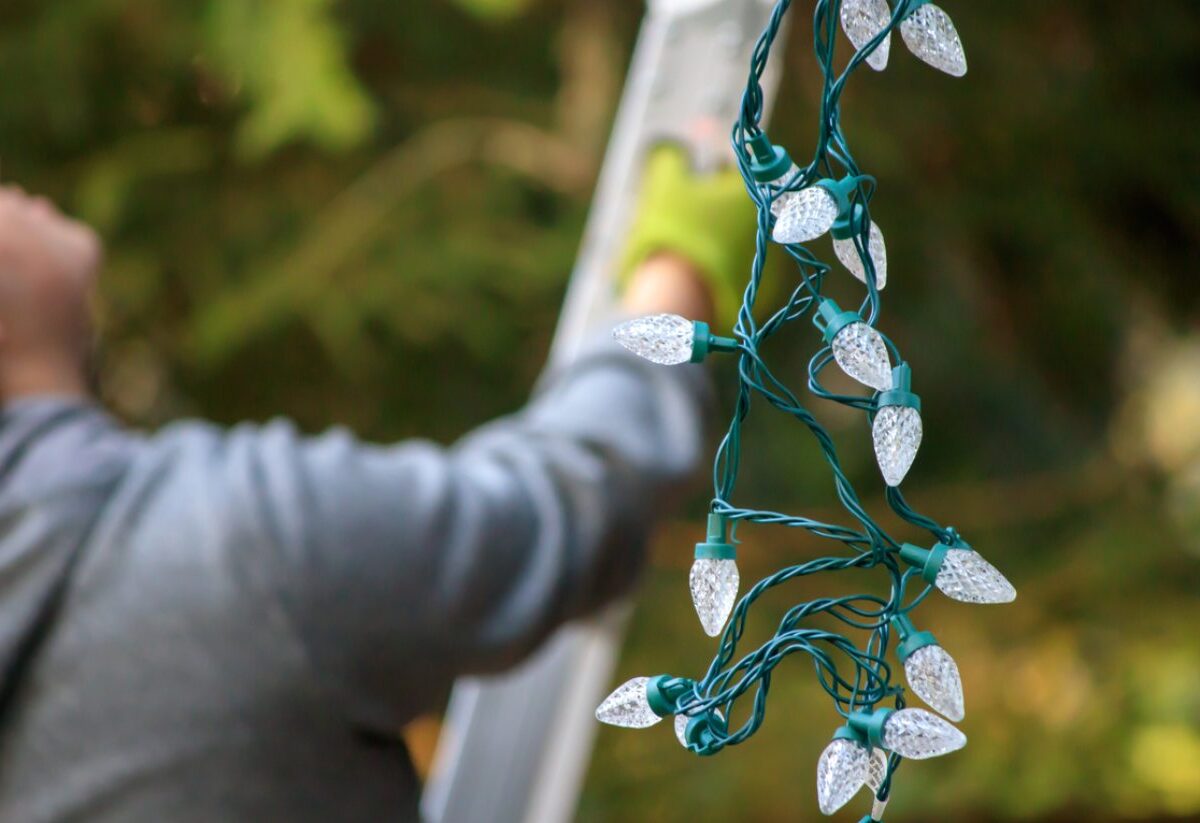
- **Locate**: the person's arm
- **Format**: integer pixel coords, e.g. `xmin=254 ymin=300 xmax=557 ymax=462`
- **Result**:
xmin=197 ymin=255 xmax=716 ymax=725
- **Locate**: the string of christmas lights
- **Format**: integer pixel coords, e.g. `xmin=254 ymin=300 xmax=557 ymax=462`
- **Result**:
xmin=599 ymin=1 xmax=1015 ymax=820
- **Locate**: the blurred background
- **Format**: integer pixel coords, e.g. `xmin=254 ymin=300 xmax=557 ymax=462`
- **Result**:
xmin=2 ymin=0 xmax=1198 ymax=820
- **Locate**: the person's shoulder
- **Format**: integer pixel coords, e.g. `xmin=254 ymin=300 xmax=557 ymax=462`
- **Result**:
xmin=0 ymin=398 xmax=135 ymax=507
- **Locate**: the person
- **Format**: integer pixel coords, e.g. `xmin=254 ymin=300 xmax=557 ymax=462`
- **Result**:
xmin=0 ymin=149 xmax=751 ymax=822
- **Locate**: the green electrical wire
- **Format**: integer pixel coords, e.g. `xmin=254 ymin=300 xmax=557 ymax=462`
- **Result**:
xmin=659 ymin=0 xmax=974 ymax=804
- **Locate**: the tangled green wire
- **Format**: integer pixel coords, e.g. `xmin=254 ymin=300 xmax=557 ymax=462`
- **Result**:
xmin=680 ymin=0 xmax=967 ymax=802
xmin=600 ymin=1 xmax=1010 ymax=818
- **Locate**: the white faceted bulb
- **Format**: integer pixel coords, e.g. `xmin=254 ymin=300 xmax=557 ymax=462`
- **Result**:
xmin=766 ymin=164 xmax=804 ymax=204
xmin=673 ymin=713 xmax=689 ymax=748
xmin=881 ymin=708 xmax=966 ymax=760
xmin=935 ymin=548 xmax=1017 ymax=604
xmin=674 ymin=708 xmax=725 ymax=748
xmin=873 ymin=405 xmax=922 ymax=487
xmin=833 ymin=221 xmax=888 ymax=289
xmin=689 ymin=557 xmax=740 ymax=638
xmin=866 ymin=747 xmax=890 ymax=793
xmin=904 ymin=645 xmax=965 ymax=721
xmin=613 ymin=314 xmax=695 ymax=366
xmin=816 ymin=738 xmax=870 ymax=815
xmin=768 ymin=189 xmax=793 ymax=219
xmin=840 ymin=0 xmax=893 ymax=71
xmin=595 ymin=677 xmax=662 ymax=729
xmin=831 ymin=323 xmax=894 ymax=392
xmin=771 ymin=186 xmax=840 ymax=244
xmin=900 ymin=3 xmax=967 ymax=77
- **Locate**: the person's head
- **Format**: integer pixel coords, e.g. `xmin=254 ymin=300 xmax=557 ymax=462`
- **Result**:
xmin=0 ymin=185 xmax=101 ymax=401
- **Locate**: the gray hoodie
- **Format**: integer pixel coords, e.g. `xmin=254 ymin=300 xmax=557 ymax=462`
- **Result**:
xmin=0 ymin=339 xmax=708 ymax=822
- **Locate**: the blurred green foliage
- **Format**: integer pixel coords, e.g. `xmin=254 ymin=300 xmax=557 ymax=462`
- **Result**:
xmin=450 ymin=0 xmax=538 ymax=21
xmin=1 ymin=1 xmax=1198 ymax=820
xmin=0 ymin=0 xmax=616 ymax=439
xmin=205 ymin=0 xmax=377 ymax=159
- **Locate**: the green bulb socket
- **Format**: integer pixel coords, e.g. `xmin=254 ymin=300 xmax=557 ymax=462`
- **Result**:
xmin=890 ymin=614 xmax=938 ymax=663
xmin=695 ymin=513 xmax=737 ymax=561
xmin=831 ymin=202 xmax=870 ymax=241
xmin=746 ymin=133 xmax=794 ymax=183
xmin=877 ymin=364 xmax=922 ymax=411
xmin=899 ymin=542 xmax=952 ymax=586
xmin=815 ymin=175 xmax=875 ymax=226
xmin=646 ymin=675 xmax=691 ymax=718
xmin=690 ymin=321 xmax=739 ymax=364
xmin=812 ymin=298 xmax=864 ymax=345
xmin=849 ymin=708 xmax=894 ymax=750
xmin=832 ymin=724 xmax=867 ymax=745
xmin=683 ymin=711 xmax=729 ymax=755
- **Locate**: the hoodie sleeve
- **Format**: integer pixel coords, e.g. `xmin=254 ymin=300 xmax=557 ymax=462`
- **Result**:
xmin=210 ymin=336 xmax=710 ymax=724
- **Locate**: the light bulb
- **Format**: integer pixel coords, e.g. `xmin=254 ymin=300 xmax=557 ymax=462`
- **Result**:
xmin=595 ymin=677 xmax=663 ymax=729
xmin=872 ymin=363 xmax=922 ymax=487
xmin=613 ymin=315 xmax=737 ymax=366
xmin=866 ymin=747 xmax=890 ymax=793
xmin=771 ymin=186 xmax=840 ymax=244
xmin=873 ymin=406 xmax=922 ymax=486
xmin=766 ymin=164 xmax=804 ymax=204
xmin=816 ymin=737 xmax=870 ymax=815
xmin=899 ymin=543 xmax=1017 ymax=605
xmin=766 ymin=166 xmax=805 ymax=224
xmin=831 ymin=322 xmax=894 ymax=392
xmin=815 ymin=300 xmax=895 ymax=393
xmin=880 ymin=708 xmax=966 ymax=760
xmin=674 ymin=708 xmax=725 ymax=748
xmin=904 ymin=644 xmax=965 ymax=721
xmin=840 ymin=0 xmax=893 ymax=71
xmin=691 ymin=514 xmax=739 ymax=637
xmin=893 ymin=614 xmax=966 ymax=721
xmin=833 ymin=220 xmax=888 ymax=289
xmin=900 ymin=3 xmax=967 ymax=77
xmin=689 ymin=557 xmax=739 ymax=638
xmin=935 ymin=548 xmax=1016 ymax=604
xmin=613 ymin=314 xmax=697 ymax=366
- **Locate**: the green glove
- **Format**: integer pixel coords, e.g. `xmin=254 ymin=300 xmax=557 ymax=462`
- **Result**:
xmin=619 ymin=144 xmax=758 ymax=329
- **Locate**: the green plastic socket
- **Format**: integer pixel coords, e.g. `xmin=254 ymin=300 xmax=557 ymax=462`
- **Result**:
xmin=683 ymin=711 xmax=729 ymax=755
xmin=832 ymin=724 xmax=867 ymax=745
xmin=746 ymin=133 xmax=794 ymax=183
xmin=812 ymin=298 xmax=864 ymax=345
xmin=694 ymin=513 xmax=737 ymax=561
xmin=898 ymin=542 xmax=952 ymax=586
xmin=690 ymin=321 xmax=739 ymax=364
xmin=877 ymin=363 xmax=922 ymax=411
xmin=849 ymin=708 xmax=895 ymax=750
xmin=891 ymin=613 xmax=938 ymax=663
xmin=816 ymin=175 xmax=875 ymax=242
xmin=646 ymin=675 xmax=691 ymax=718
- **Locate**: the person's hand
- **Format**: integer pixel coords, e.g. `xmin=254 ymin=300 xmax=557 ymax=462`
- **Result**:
xmin=0 ymin=186 xmax=102 ymax=399
xmin=0 ymin=186 xmax=102 ymax=291
xmin=619 ymin=145 xmax=757 ymax=329
xmin=622 ymin=251 xmax=715 ymax=323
